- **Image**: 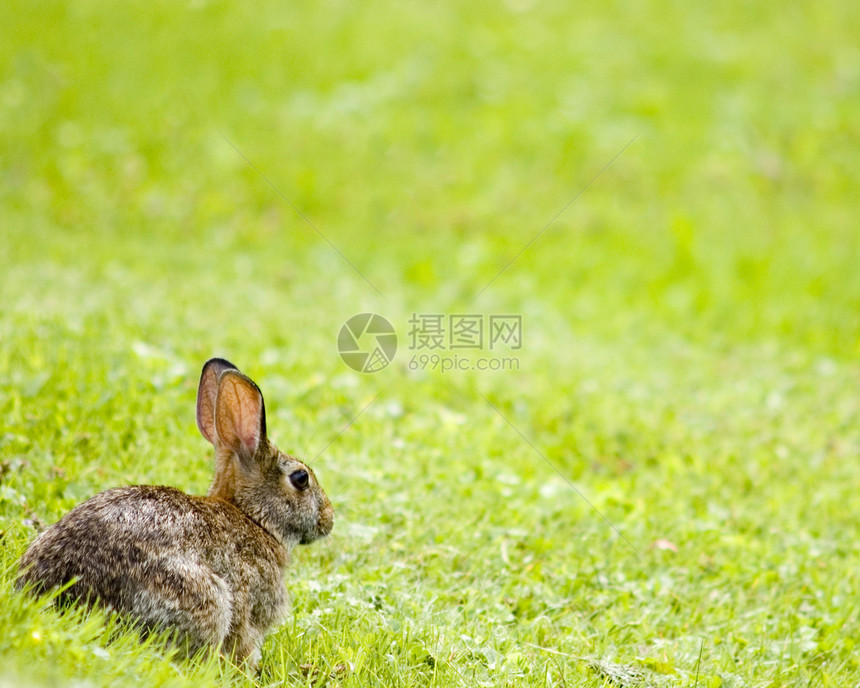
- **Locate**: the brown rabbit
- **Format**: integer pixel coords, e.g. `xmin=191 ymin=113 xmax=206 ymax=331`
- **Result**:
xmin=17 ymin=358 xmax=334 ymax=667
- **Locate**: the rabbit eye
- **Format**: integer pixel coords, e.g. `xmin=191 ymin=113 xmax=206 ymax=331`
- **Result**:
xmin=289 ymin=469 xmax=309 ymax=491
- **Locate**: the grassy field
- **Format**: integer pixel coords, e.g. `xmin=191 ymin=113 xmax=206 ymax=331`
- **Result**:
xmin=2 ymin=0 xmax=859 ymax=686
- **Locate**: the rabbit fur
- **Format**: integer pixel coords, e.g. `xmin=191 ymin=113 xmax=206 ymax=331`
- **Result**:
xmin=17 ymin=358 xmax=334 ymax=667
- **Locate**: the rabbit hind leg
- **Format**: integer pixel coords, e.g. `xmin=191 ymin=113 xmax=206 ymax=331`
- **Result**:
xmin=129 ymin=565 xmax=233 ymax=657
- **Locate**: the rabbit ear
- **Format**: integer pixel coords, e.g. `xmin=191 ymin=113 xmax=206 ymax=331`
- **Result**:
xmin=214 ymin=370 xmax=267 ymax=460
xmin=196 ymin=358 xmax=239 ymax=445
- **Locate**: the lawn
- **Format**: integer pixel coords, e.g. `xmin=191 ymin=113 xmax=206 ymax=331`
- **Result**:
xmin=1 ymin=0 xmax=859 ymax=686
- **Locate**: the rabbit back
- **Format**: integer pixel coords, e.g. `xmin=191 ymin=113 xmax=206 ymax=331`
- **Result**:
xmin=18 ymin=484 xmax=289 ymax=658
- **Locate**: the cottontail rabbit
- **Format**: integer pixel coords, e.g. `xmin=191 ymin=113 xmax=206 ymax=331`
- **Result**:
xmin=17 ymin=358 xmax=334 ymax=667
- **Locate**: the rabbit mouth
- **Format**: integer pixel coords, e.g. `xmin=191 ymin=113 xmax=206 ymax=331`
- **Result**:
xmin=298 ymin=531 xmax=325 ymax=545
xmin=298 ymin=511 xmax=334 ymax=545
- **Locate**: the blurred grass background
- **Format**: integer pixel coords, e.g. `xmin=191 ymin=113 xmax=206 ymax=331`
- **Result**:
xmin=1 ymin=0 xmax=859 ymax=686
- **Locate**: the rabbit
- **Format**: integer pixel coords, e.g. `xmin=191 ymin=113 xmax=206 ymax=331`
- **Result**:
xmin=17 ymin=357 xmax=334 ymax=668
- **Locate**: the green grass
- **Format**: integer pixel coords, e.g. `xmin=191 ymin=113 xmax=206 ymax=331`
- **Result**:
xmin=2 ymin=0 xmax=859 ymax=685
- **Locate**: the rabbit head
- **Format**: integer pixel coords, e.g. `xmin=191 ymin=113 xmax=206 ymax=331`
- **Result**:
xmin=196 ymin=358 xmax=334 ymax=548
